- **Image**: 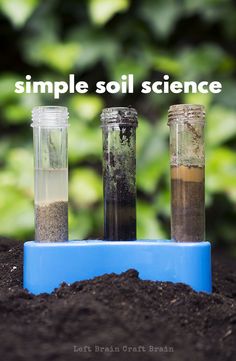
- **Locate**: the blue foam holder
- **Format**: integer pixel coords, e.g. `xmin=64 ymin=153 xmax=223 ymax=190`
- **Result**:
xmin=23 ymin=240 xmax=212 ymax=295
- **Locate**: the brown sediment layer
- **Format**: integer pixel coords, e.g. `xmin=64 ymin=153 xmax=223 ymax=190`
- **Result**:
xmin=171 ymin=166 xmax=204 ymax=242
xmin=35 ymin=201 xmax=68 ymax=242
xmin=171 ymin=165 xmax=204 ymax=182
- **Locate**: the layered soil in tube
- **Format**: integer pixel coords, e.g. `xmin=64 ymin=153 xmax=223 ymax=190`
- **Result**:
xmin=171 ymin=165 xmax=205 ymax=242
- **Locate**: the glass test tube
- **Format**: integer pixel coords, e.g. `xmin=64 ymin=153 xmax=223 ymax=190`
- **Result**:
xmin=101 ymin=107 xmax=138 ymax=241
xmin=168 ymin=104 xmax=205 ymax=242
xmin=31 ymin=106 xmax=69 ymax=242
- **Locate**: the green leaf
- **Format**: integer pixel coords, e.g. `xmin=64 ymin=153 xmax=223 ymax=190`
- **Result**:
xmin=3 ymin=104 xmax=29 ymax=124
xmin=214 ymin=80 xmax=236 ymax=110
xmin=184 ymin=0 xmax=229 ymax=20
xmin=154 ymin=188 xmax=171 ymax=218
xmin=138 ymin=0 xmax=181 ymax=38
xmin=69 ymin=208 xmax=94 ymax=240
xmin=68 ymin=121 xmax=102 ymax=163
xmin=41 ymin=43 xmax=80 ymax=73
xmin=137 ymin=119 xmax=169 ymax=193
xmin=69 ymin=95 xmax=104 ymax=122
xmin=183 ymin=92 xmax=213 ymax=109
xmin=178 ymin=45 xmax=226 ymax=80
xmin=0 ymin=74 xmax=19 ymax=105
xmin=0 ymin=140 xmax=12 ymax=163
xmin=109 ymin=58 xmax=150 ymax=85
xmin=0 ymin=0 xmax=39 ymax=27
xmin=137 ymin=201 xmax=166 ymax=239
xmin=69 ymin=27 xmax=120 ymax=71
xmin=5 ymin=148 xmax=34 ymax=192
xmin=0 ymin=185 xmax=33 ymax=238
xmin=153 ymin=55 xmax=181 ymax=76
xmin=206 ymin=147 xmax=236 ymax=202
xmin=206 ymin=106 xmax=236 ymax=147
xmin=24 ymin=39 xmax=80 ymax=73
xmin=89 ymin=0 xmax=129 ymax=25
xmin=0 ymin=77 xmax=40 ymax=124
xmin=70 ymin=168 xmax=102 ymax=208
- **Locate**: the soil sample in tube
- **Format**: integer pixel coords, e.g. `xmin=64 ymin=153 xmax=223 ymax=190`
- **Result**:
xmin=35 ymin=200 xmax=68 ymax=242
xmin=171 ymin=165 xmax=205 ymax=242
xmin=101 ymin=107 xmax=138 ymax=241
xmin=32 ymin=106 xmax=69 ymax=242
xmin=35 ymin=168 xmax=68 ymax=242
xmin=104 ymin=127 xmax=136 ymax=241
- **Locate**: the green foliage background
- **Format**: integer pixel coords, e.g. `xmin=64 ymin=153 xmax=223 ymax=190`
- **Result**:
xmin=0 ymin=0 xmax=235 ymax=251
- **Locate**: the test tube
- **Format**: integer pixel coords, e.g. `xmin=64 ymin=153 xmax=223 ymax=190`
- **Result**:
xmin=168 ymin=104 xmax=205 ymax=242
xmin=101 ymin=107 xmax=138 ymax=241
xmin=31 ymin=106 xmax=69 ymax=242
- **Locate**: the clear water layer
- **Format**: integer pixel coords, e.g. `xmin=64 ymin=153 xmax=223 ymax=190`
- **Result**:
xmin=35 ymin=168 xmax=68 ymax=204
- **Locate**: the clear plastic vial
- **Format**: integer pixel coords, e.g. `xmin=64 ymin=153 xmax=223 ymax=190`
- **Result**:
xmin=101 ymin=107 xmax=138 ymax=241
xmin=168 ymin=104 xmax=205 ymax=242
xmin=31 ymin=106 xmax=69 ymax=242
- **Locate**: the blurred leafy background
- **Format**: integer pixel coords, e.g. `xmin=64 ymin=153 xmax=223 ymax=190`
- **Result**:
xmin=0 ymin=0 xmax=236 ymax=253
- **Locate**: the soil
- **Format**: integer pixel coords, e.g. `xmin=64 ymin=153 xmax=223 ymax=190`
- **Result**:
xmin=103 ymin=125 xmax=136 ymax=241
xmin=171 ymin=166 xmax=204 ymax=242
xmin=0 ymin=237 xmax=235 ymax=361
xmin=35 ymin=200 xmax=68 ymax=242
xmin=105 ymin=201 xmax=136 ymax=241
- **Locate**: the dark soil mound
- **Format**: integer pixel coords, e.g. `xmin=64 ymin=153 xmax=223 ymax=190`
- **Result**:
xmin=0 ymin=238 xmax=235 ymax=361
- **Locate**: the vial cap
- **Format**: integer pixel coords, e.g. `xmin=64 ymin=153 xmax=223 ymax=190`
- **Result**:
xmin=168 ymin=104 xmax=205 ymax=125
xmin=101 ymin=107 xmax=138 ymax=128
xmin=31 ymin=106 xmax=69 ymax=128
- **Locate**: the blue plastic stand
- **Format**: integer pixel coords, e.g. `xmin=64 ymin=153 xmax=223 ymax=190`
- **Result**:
xmin=23 ymin=240 xmax=212 ymax=295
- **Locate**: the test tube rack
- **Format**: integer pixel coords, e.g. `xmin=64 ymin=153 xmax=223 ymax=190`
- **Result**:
xmin=23 ymin=240 xmax=212 ymax=295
